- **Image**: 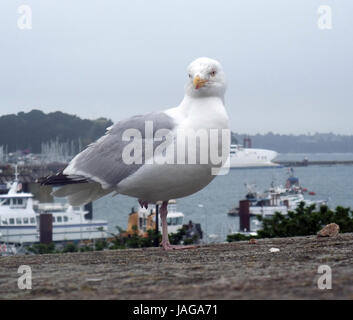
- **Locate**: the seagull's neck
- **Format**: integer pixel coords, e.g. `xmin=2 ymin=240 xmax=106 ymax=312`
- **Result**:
xmin=165 ymin=94 xmax=229 ymax=130
xmin=179 ymin=94 xmax=225 ymax=115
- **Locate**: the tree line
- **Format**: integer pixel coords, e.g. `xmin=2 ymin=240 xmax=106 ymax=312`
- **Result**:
xmin=0 ymin=110 xmax=352 ymax=154
xmin=0 ymin=110 xmax=113 ymax=153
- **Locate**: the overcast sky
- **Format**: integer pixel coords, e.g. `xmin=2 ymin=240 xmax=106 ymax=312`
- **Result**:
xmin=0 ymin=0 xmax=352 ymax=134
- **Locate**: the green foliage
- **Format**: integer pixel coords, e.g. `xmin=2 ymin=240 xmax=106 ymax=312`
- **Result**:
xmin=0 ymin=109 xmax=113 ymax=153
xmin=123 ymin=228 xmax=162 ymax=248
xmin=227 ymin=233 xmax=257 ymax=242
xmin=169 ymin=227 xmax=186 ymax=245
xmin=183 ymin=235 xmax=199 ymax=245
xmin=109 ymin=226 xmax=161 ymax=249
xmin=62 ymin=242 xmax=78 ymax=253
xmin=139 ymin=229 xmax=161 ymax=248
xmin=227 ymin=204 xmax=353 ymax=241
xmin=94 ymin=239 xmax=108 ymax=251
xmin=169 ymin=226 xmax=200 ymax=245
xmin=125 ymin=234 xmax=141 ymax=248
xmin=27 ymin=242 xmax=56 ymax=254
xmin=257 ymin=203 xmax=353 ymax=238
xmin=109 ymin=237 xmax=126 ymax=250
xmin=26 ymin=224 xmax=200 ymax=254
xmin=106 ymin=225 xmax=126 ymax=249
xmin=79 ymin=245 xmax=94 ymax=252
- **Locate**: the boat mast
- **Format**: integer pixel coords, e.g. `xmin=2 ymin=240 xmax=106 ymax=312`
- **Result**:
xmin=14 ymin=165 xmax=19 ymax=182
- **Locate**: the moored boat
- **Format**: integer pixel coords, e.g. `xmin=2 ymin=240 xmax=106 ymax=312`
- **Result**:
xmin=228 ymin=169 xmax=327 ymax=217
xmin=0 ymin=168 xmax=108 ymax=244
xmin=125 ymin=200 xmax=185 ymax=237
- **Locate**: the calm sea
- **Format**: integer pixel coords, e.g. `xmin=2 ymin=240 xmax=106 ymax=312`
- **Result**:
xmin=94 ymin=153 xmax=353 ymax=242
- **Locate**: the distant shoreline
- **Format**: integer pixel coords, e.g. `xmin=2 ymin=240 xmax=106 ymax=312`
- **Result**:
xmin=274 ymin=160 xmax=353 ymax=167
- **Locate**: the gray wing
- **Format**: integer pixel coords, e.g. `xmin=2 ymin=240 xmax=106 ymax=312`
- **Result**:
xmin=64 ymin=112 xmax=176 ymax=188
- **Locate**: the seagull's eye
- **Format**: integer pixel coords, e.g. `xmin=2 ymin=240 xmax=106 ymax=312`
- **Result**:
xmin=188 ymin=74 xmax=192 ymax=79
xmin=210 ymin=70 xmax=216 ymax=77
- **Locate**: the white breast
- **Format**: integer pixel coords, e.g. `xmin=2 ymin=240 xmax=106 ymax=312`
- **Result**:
xmin=117 ymin=96 xmax=230 ymax=203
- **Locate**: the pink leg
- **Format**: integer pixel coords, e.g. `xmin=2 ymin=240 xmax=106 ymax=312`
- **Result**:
xmin=159 ymin=201 xmax=198 ymax=251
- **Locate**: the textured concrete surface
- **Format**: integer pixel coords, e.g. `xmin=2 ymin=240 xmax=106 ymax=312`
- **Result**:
xmin=1 ymin=233 xmax=353 ymax=299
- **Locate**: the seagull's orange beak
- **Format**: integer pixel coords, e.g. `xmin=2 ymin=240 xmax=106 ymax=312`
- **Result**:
xmin=193 ymin=75 xmax=208 ymax=89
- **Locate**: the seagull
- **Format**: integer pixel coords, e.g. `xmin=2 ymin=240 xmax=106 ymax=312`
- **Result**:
xmin=40 ymin=57 xmax=230 ymax=250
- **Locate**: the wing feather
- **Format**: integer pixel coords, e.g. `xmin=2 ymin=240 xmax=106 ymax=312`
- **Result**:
xmin=63 ymin=112 xmax=176 ymax=188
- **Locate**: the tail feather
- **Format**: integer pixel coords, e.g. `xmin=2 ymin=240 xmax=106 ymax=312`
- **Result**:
xmin=52 ymin=182 xmax=113 ymax=206
xmin=39 ymin=171 xmax=113 ymax=206
xmin=38 ymin=171 xmax=88 ymax=186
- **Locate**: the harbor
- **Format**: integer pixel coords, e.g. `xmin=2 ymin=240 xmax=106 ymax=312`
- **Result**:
xmin=2 ymin=158 xmax=353 ymax=248
xmin=2 ymin=157 xmax=353 ymax=187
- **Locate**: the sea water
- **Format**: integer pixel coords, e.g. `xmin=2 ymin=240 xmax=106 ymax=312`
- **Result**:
xmin=94 ymin=154 xmax=353 ymax=242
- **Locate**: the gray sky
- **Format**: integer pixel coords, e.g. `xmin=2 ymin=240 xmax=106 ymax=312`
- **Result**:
xmin=1 ymin=0 xmax=352 ymax=134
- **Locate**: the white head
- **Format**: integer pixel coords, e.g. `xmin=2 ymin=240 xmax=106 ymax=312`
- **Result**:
xmin=185 ymin=57 xmax=226 ymax=98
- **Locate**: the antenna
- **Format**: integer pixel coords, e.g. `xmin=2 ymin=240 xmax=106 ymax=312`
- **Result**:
xmin=14 ymin=165 xmax=19 ymax=181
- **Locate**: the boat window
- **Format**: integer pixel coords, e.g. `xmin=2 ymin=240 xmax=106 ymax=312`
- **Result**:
xmin=57 ymin=216 xmax=62 ymax=223
xmin=23 ymin=217 xmax=29 ymax=224
xmin=11 ymin=198 xmax=25 ymax=207
xmin=16 ymin=218 xmax=22 ymax=224
xmin=9 ymin=218 xmax=15 ymax=224
xmin=52 ymin=216 xmax=56 ymax=222
xmin=167 ymin=217 xmax=182 ymax=226
xmin=63 ymin=216 xmax=68 ymax=222
xmin=1 ymin=218 xmax=8 ymax=225
xmin=2 ymin=199 xmax=10 ymax=205
xmin=30 ymin=217 xmax=35 ymax=224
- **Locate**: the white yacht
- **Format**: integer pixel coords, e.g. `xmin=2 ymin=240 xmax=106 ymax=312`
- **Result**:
xmin=0 ymin=171 xmax=108 ymax=244
xmin=229 ymin=144 xmax=279 ymax=168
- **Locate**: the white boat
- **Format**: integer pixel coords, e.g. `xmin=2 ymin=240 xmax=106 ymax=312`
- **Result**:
xmin=243 ymin=184 xmax=326 ymax=217
xmin=229 ymin=144 xmax=279 ymax=168
xmin=125 ymin=200 xmax=204 ymax=245
xmin=136 ymin=200 xmax=185 ymax=235
xmin=34 ymin=202 xmax=108 ymax=242
xmin=229 ymin=169 xmax=327 ymax=217
xmin=0 ymin=170 xmax=108 ymax=244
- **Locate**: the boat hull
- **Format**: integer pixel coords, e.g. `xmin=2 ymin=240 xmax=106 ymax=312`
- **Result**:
xmin=0 ymin=223 xmax=108 ymax=244
xmin=229 ymin=146 xmax=279 ymax=168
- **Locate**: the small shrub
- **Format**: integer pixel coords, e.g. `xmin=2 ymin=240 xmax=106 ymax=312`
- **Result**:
xmin=27 ymin=243 xmax=56 ymax=254
xmin=62 ymin=242 xmax=78 ymax=253
xmin=94 ymin=239 xmax=108 ymax=251
xmin=227 ymin=233 xmax=257 ymax=242
xmin=227 ymin=204 xmax=353 ymax=241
